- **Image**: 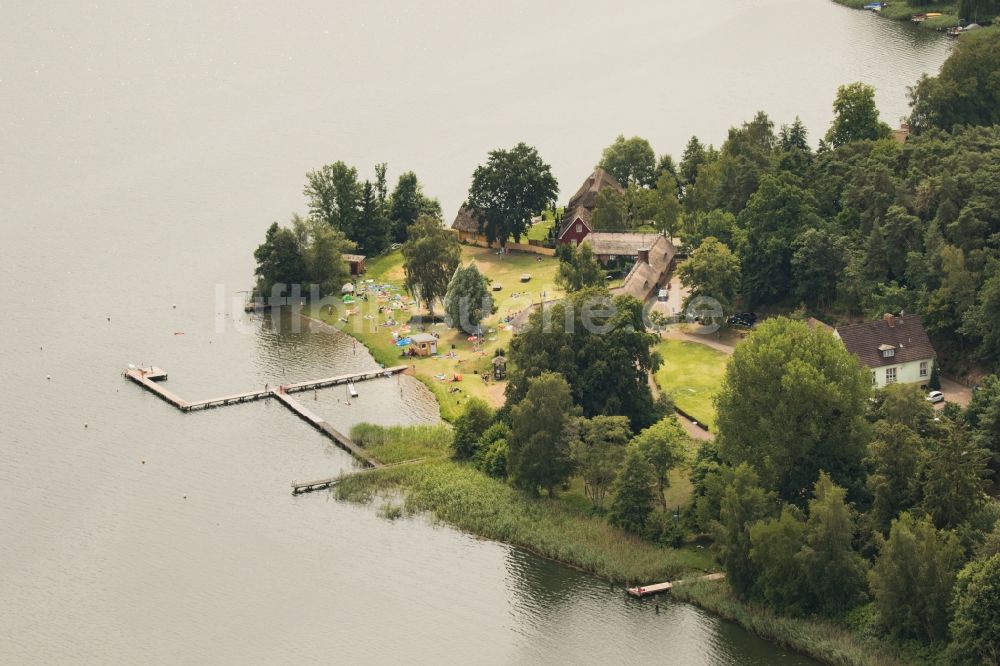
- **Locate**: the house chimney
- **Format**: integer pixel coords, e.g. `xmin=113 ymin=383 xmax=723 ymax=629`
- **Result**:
xmin=883 ymin=313 xmax=896 ymax=328
xmin=638 ymin=248 xmax=650 ymax=265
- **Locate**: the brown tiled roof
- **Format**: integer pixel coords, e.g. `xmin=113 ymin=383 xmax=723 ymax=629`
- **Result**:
xmin=558 ymin=205 xmax=593 ymax=238
xmin=566 ymin=168 xmax=625 ymax=211
xmin=835 ymin=314 xmax=935 ymax=369
xmin=451 ymin=206 xmax=482 ymax=233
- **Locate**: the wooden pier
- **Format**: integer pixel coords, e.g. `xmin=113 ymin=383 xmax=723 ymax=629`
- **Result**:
xmin=291 ymin=476 xmax=345 ymax=494
xmin=281 ymin=365 xmax=409 ymax=394
xmin=271 ymin=389 xmax=382 ymax=468
xmin=123 ymin=365 xmax=407 ymax=467
xmin=627 ymin=572 xmax=725 ymax=597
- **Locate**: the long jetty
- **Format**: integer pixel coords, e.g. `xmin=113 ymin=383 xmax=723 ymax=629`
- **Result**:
xmin=123 ymin=365 xmax=410 ymax=466
xmin=627 ymin=572 xmax=726 ymax=597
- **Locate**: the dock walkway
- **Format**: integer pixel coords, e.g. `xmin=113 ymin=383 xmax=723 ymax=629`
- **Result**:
xmin=272 ymin=390 xmax=382 ymax=468
xmin=627 ymin=572 xmax=725 ymax=597
xmin=124 ymin=365 xmax=405 ymax=467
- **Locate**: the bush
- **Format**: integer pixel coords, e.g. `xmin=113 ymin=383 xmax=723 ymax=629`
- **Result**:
xmin=478 ymin=438 xmax=509 ymax=479
xmin=452 ymin=398 xmax=493 ymax=460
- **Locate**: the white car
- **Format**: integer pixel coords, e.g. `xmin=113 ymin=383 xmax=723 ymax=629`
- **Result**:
xmin=926 ymin=390 xmax=945 ymax=404
xmin=657 ymin=288 xmax=668 ymax=301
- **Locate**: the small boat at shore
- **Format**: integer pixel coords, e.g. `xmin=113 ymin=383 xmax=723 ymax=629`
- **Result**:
xmin=347 ymin=381 xmax=358 ymax=398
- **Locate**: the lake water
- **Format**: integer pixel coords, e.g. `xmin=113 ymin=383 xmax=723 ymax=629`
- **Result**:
xmin=0 ymin=1 xmax=949 ymax=663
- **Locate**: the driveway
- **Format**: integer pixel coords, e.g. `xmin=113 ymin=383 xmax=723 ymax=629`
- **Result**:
xmin=936 ymin=376 xmax=972 ymax=408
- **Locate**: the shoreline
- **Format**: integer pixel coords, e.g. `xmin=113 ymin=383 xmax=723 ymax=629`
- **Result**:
xmin=832 ymin=0 xmax=962 ymax=30
xmin=298 ymin=262 xmax=899 ymax=665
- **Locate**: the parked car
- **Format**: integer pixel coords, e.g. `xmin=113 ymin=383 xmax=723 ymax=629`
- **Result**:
xmin=657 ymin=288 xmax=668 ymax=301
xmin=726 ymin=313 xmax=755 ymax=329
xmin=926 ymin=390 xmax=945 ymax=404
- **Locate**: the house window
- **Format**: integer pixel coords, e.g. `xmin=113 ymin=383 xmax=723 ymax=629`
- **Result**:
xmin=882 ymin=348 xmax=894 ymax=358
xmin=576 ymin=223 xmax=582 ymax=233
xmin=871 ymin=371 xmax=877 ymax=386
xmin=886 ymin=367 xmax=897 ymax=384
xmin=920 ymin=361 xmax=928 ymax=378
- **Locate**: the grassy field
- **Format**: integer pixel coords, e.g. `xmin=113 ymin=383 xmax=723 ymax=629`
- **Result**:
xmin=349 ymin=423 xmax=452 ymax=464
xmin=520 ymin=211 xmax=557 ymax=243
xmin=654 ymin=339 xmax=729 ymax=429
xmin=315 ymin=245 xmax=564 ymax=421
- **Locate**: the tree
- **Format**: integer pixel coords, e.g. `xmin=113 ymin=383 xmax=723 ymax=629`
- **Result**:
xmin=909 ymin=29 xmax=1000 ymax=132
xmin=556 ymin=243 xmax=606 ymax=292
xmin=876 ymin=381 xmax=936 ymax=432
xmin=609 ymin=445 xmax=657 ymax=534
xmin=653 ymin=172 xmax=683 ymax=236
xmin=476 ymin=422 xmax=510 ymax=478
xmin=508 ymin=372 xmax=576 ymax=496
xmin=589 ymin=187 xmax=629 ymax=231
xmin=253 ymin=221 xmax=306 ymax=298
xmin=374 ymin=162 xmax=388 ymax=215
xmin=798 ymin=472 xmax=868 ymax=615
xmin=919 ymin=421 xmax=989 ymax=529
xmin=682 ymin=209 xmax=742 ymax=250
xmin=598 ymin=135 xmax=657 ymax=188
xmin=304 ymin=161 xmax=361 ymax=238
xmin=715 ymin=111 xmax=776 ymax=215
xmin=444 ymin=263 xmax=494 ymax=333
xmin=965 ymin=374 xmax=1000 ymax=471
xmin=865 ymin=421 xmax=925 ymax=534
xmin=712 ymin=463 xmax=777 ymax=600
xmin=571 ymin=415 xmax=631 ymax=509
xmin=965 ymin=273 xmax=1000 ymax=365
xmin=738 ymin=174 xmax=823 ymax=305
xmin=680 ymin=136 xmax=708 ymax=186
xmin=790 ymin=228 xmax=849 ymax=308
xmin=869 ymin=512 xmax=964 ymax=642
xmin=715 ymin=317 xmax=871 ymax=503
xmin=949 ymin=554 xmax=1000 ymax=665
xmin=632 ymin=416 xmax=689 ymax=510
xmin=401 ymin=215 xmax=460 ymax=316
xmin=466 ymin=143 xmax=558 ymax=248
xmin=824 ymin=82 xmax=891 ymax=147
xmin=355 ymin=180 xmax=390 ymax=256
xmin=389 ymin=171 xmax=439 ymax=243
xmin=506 ymin=289 xmax=663 ymax=431
xmin=452 ymin=398 xmax=493 ymax=460
xmin=678 ymin=237 xmax=741 ymax=311
xmin=298 ymin=215 xmax=354 ymax=298
xmin=749 ymin=505 xmax=810 ymax=614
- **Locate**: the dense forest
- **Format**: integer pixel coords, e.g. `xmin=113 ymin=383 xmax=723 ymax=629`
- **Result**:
xmin=588 ymin=30 xmax=1000 ymax=377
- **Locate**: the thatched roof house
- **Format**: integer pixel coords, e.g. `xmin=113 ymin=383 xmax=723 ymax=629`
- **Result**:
xmin=582 ymin=232 xmax=663 ymax=263
xmin=611 ymin=235 xmax=676 ymax=302
xmin=451 ymin=206 xmax=483 ymax=242
xmin=557 ymin=169 xmax=625 ymax=245
xmin=566 ymin=167 xmax=624 ymax=211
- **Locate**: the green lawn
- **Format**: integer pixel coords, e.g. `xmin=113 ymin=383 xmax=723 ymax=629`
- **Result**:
xmin=654 ymin=339 xmax=729 ymax=429
xmin=316 ymin=245 xmax=564 ymax=421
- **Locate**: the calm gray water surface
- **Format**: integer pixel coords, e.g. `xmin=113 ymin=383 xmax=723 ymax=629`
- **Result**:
xmin=1 ymin=1 xmax=949 ymax=663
